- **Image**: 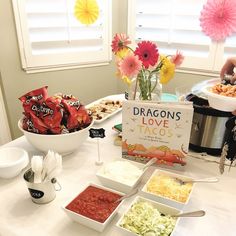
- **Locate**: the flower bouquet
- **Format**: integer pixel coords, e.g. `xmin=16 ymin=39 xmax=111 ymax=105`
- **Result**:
xmin=111 ymin=33 xmax=184 ymax=101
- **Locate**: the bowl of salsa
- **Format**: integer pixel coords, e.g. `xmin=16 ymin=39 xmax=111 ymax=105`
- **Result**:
xmin=62 ymin=183 xmax=125 ymax=232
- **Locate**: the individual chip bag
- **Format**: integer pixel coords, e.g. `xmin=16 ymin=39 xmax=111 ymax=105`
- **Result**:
xmin=39 ymin=96 xmax=64 ymax=134
xmin=76 ymin=105 xmax=92 ymax=128
xmin=19 ymin=86 xmax=48 ymax=104
xmin=22 ymin=113 xmax=48 ymax=134
xmin=61 ymin=96 xmax=81 ymax=130
xmin=19 ymin=86 xmax=48 ymax=116
xmin=29 ymin=113 xmax=48 ymax=134
xmin=61 ymin=96 xmax=91 ymax=130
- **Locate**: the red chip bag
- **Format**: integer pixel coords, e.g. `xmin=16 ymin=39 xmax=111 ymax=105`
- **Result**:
xmin=22 ymin=99 xmax=40 ymax=117
xmin=19 ymin=86 xmax=48 ymax=104
xmin=30 ymin=113 xmax=48 ymax=134
xmin=61 ymin=97 xmax=82 ymax=130
xmin=77 ymin=105 xmax=92 ymax=127
xmin=19 ymin=86 xmax=48 ymax=117
xmin=39 ymin=96 xmax=63 ymax=133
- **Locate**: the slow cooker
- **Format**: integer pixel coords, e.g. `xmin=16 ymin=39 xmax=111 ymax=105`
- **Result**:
xmin=186 ymin=94 xmax=233 ymax=156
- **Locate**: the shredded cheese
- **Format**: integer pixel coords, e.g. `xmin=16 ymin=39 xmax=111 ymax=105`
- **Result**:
xmin=147 ymin=173 xmax=193 ymax=203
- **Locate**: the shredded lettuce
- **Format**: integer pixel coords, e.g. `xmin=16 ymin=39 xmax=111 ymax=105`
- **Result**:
xmin=120 ymin=201 xmax=177 ymax=236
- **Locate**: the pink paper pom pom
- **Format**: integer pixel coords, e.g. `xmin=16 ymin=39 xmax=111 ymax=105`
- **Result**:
xmin=200 ymin=0 xmax=236 ymax=41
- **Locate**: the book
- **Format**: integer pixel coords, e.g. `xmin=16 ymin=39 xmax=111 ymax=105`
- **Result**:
xmin=122 ymin=100 xmax=193 ymax=166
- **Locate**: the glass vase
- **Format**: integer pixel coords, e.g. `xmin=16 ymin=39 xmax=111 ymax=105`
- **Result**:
xmin=128 ymin=73 xmax=162 ymax=101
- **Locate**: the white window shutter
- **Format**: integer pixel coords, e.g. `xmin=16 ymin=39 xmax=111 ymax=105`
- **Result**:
xmin=128 ymin=0 xmax=221 ymax=73
xmin=12 ymin=0 xmax=112 ymax=72
xmin=214 ymin=33 xmax=236 ymax=71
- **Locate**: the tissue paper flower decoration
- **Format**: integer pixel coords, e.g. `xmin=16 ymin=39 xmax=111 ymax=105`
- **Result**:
xmin=74 ymin=0 xmax=99 ymax=25
xmin=200 ymin=0 xmax=236 ymax=41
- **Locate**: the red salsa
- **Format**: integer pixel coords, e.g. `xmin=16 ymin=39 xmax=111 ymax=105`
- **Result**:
xmin=66 ymin=186 xmax=122 ymax=223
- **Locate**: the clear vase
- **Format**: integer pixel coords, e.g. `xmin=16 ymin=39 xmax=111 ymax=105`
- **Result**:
xmin=128 ymin=73 xmax=162 ymax=101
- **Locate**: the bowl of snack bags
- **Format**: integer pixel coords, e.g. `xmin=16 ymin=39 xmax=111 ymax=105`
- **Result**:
xmin=18 ymin=86 xmax=93 ymax=155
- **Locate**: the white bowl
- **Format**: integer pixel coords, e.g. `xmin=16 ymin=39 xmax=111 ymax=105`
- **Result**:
xmin=141 ymin=169 xmax=194 ymax=209
xmin=18 ymin=119 xmax=94 ymax=155
xmin=96 ymin=160 xmax=148 ymax=193
xmin=62 ymin=183 xmax=125 ymax=232
xmin=203 ymin=85 xmax=236 ymax=112
xmin=116 ymin=196 xmax=181 ymax=236
xmin=0 ymin=147 xmax=29 ymax=178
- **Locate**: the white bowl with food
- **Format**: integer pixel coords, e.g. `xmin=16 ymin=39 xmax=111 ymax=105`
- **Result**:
xmin=141 ymin=169 xmax=194 ymax=209
xmin=96 ymin=159 xmax=149 ymax=193
xmin=116 ymin=196 xmax=180 ymax=236
xmin=202 ymin=81 xmax=236 ymax=112
xmin=0 ymin=147 xmax=29 ymax=178
xmin=62 ymin=183 xmax=125 ymax=232
xmin=18 ymin=118 xmax=94 ymax=155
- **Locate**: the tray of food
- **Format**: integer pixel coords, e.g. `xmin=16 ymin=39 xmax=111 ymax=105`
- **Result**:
xmin=86 ymin=94 xmax=124 ymax=123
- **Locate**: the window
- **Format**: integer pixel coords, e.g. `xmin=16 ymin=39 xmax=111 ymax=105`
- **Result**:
xmin=128 ymin=0 xmax=236 ymax=73
xmin=12 ymin=0 xmax=112 ymax=73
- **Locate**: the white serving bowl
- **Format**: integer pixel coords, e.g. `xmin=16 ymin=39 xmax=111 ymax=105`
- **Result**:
xmin=203 ymin=85 xmax=236 ymax=112
xmin=96 ymin=159 xmax=149 ymax=193
xmin=116 ymin=196 xmax=181 ymax=236
xmin=62 ymin=183 xmax=125 ymax=232
xmin=0 ymin=147 xmax=29 ymax=178
xmin=141 ymin=169 xmax=194 ymax=209
xmin=18 ymin=119 xmax=94 ymax=155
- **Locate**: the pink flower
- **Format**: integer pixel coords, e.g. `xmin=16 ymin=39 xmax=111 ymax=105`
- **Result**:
xmin=134 ymin=41 xmax=159 ymax=69
xmin=111 ymin=33 xmax=131 ymax=54
xmin=171 ymin=51 xmax=184 ymax=67
xmin=200 ymin=0 xmax=236 ymax=41
xmin=119 ymin=55 xmax=142 ymax=78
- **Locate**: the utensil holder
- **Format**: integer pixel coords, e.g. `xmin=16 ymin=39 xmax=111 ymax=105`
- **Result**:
xmin=23 ymin=168 xmax=61 ymax=204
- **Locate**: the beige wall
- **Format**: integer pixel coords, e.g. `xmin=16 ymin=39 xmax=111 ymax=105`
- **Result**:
xmin=0 ymin=0 xmax=214 ymax=140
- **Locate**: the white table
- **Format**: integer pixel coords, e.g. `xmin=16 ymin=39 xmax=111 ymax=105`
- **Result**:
xmin=1 ymin=112 xmax=236 ymax=236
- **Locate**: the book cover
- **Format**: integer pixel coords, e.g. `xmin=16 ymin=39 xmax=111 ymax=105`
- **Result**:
xmin=122 ymin=100 xmax=193 ymax=166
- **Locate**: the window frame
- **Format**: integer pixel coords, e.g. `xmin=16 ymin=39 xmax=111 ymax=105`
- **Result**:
xmin=12 ymin=0 xmax=112 ymax=73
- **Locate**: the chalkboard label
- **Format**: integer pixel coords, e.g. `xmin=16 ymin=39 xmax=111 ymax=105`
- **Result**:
xmin=28 ymin=188 xmax=44 ymax=199
xmin=89 ymin=128 xmax=105 ymax=138
xmin=125 ymin=91 xmax=129 ymax=100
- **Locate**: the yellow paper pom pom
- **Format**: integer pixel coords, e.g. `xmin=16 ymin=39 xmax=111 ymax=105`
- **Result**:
xmin=74 ymin=0 xmax=99 ymax=25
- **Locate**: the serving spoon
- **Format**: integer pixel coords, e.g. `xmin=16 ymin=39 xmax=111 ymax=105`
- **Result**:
xmin=144 ymin=210 xmax=205 ymax=236
xmin=171 ymin=210 xmax=206 ymax=218
xmin=114 ymin=187 xmax=139 ymax=203
xmin=142 ymin=158 xmax=157 ymax=171
xmin=175 ymin=177 xmax=219 ymax=185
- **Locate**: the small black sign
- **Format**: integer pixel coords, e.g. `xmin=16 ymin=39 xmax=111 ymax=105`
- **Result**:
xmin=125 ymin=91 xmax=129 ymax=100
xmin=89 ymin=128 xmax=105 ymax=138
xmin=28 ymin=188 xmax=44 ymax=199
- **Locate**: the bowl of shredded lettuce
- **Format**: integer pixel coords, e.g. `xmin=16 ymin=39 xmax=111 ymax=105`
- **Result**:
xmin=116 ymin=196 xmax=180 ymax=236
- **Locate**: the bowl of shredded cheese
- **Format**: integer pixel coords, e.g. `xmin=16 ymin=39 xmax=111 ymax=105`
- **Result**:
xmin=141 ymin=169 xmax=194 ymax=209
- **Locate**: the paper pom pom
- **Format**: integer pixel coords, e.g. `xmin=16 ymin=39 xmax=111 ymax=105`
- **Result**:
xmin=74 ymin=0 xmax=99 ymax=25
xmin=200 ymin=0 xmax=236 ymax=41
